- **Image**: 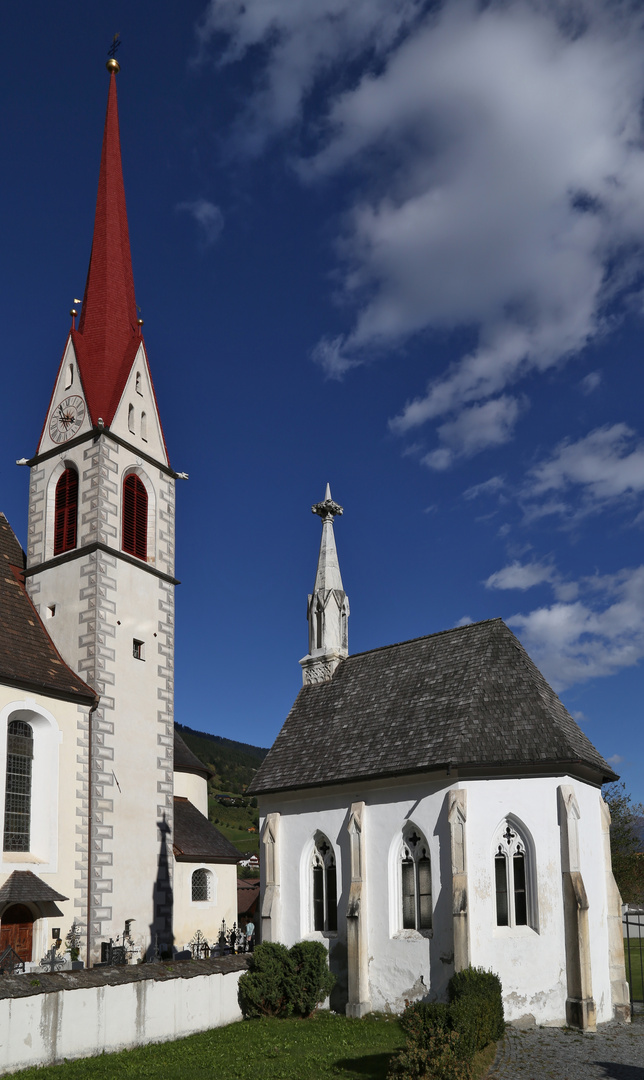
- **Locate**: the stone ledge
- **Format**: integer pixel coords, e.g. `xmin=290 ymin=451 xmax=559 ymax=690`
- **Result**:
xmin=0 ymin=955 xmax=250 ymax=1000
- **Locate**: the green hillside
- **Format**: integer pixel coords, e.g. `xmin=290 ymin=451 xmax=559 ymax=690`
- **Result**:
xmin=176 ymin=723 xmax=268 ymax=868
xmin=176 ymin=723 xmax=268 ymax=794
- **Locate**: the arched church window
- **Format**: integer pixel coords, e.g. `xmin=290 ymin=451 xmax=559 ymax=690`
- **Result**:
xmin=135 ymin=371 xmax=142 ymax=395
xmin=3 ymin=719 xmax=33 ymax=852
xmin=315 ymin=602 xmax=323 ymax=650
xmin=128 ymin=403 xmax=135 ymax=434
xmin=53 ymin=468 xmax=78 ymax=555
xmin=493 ymin=819 xmax=535 ymax=929
xmin=122 ymin=474 xmax=148 ymax=560
xmin=141 ymin=411 xmax=147 ymax=442
xmin=401 ymin=824 xmax=432 ymax=931
xmin=191 ymin=867 xmax=212 ymax=902
xmin=312 ymin=835 xmax=337 ymax=932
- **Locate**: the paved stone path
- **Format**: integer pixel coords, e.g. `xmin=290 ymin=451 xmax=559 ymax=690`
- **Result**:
xmin=489 ymin=1011 xmax=644 ymax=1080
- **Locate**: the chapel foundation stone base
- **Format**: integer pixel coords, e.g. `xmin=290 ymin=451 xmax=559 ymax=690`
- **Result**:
xmin=565 ymin=996 xmax=596 ymax=1030
xmin=346 ymin=1001 xmax=372 ymax=1018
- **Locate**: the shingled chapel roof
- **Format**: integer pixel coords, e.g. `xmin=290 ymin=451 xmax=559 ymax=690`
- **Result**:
xmin=174 ymin=729 xmax=211 ymax=781
xmin=172 ymin=798 xmax=241 ymax=863
xmin=249 ymin=618 xmax=616 ymax=795
xmin=0 ymin=514 xmax=97 ymax=705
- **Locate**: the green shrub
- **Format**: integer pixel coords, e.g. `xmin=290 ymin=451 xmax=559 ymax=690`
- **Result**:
xmin=289 ymin=940 xmax=336 ymax=1017
xmin=399 ymin=1001 xmax=451 ymax=1048
xmin=448 ymin=967 xmax=504 ymax=1050
xmin=387 ymin=1029 xmax=471 ymax=1080
xmin=238 ymin=942 xmax=297 ymax=1018
xmin=238 ymin=940 xmax=335 ymax=1019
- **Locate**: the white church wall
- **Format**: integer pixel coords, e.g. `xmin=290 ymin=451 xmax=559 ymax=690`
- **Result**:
xmin=174 ymin=771 xmax=208 ymax=817
xmin=0 ymin=963 xmax=245 ymax=1075
xmin=172 ymin=861 xmax=238 ymax=950
xmin=260 ymin=771 xmax=616 ymax=1026
xmin=0 ymin=689 xmax=91 ymax=960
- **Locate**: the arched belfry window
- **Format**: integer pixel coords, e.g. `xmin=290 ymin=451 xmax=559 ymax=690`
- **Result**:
xmin=3 ymin=719 xmax=34 ymax=852
xmin=312 ymin=835 xmax=337 ymax=932
xmin=493 ymin=818 xmax=536 ymax=929
xmin=401 ymin=824 xmax=432 ymax=931
xmin=53 ymin=468 xmax=78 ymax=555
xmin=122 ymin=474 xmax=148 ymax=560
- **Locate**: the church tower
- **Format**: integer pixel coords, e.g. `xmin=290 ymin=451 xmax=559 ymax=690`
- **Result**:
xmin=300 ymin=485 xmax=350 ymax=685
xmin=23 ymin=59 xmax=176 ymax=960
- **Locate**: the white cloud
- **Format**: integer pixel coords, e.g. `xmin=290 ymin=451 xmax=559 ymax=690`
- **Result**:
xmin=177 ymin=199 xmax=224 ymax=247
xmin=606 ymin=753 xmax=624 ymax=766
xmin=508 ymin=564 xmax=644 ymax=690
xmin=523 ymin=423 xmax=644 ymax=521
xmin=421 ymin=395 xmax=522 ymax=469
xmin=456 ymin=614 xmax=473 ymax=627
xmin=197 ymin=0 xmax=644 ymax=464
xmin=463 ymin=475 xmax=505 ymax=501
xmin=580 ymin=370 xmax=602 ymax=395
xmin=485 ymin=560 xmax=555 ymax=592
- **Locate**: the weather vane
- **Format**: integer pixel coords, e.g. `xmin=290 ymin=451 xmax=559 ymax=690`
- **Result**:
xmin=107 ymin=33 xmax=121 ymax=60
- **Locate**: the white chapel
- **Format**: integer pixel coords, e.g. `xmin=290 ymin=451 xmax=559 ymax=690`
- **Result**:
xmin=0 ymin=60 xmax=239 ymax=968
xmin=250 ymin=487 xmax=631 ymax=1030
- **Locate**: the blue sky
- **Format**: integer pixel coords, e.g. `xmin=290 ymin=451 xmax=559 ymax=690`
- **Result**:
xmin=2 ymin=1 xmax=644 ymax=803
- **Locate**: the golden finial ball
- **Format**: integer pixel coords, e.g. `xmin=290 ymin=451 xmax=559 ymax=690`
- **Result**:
xmin=106 ymin=58 xmax=121 ymax=74
xmin=70 ymin=308 xmax=78 ymax=318
xmin=137 ymin=318 xmax=144 ymax=326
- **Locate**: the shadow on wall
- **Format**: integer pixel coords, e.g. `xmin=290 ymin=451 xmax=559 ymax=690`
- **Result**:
xmin=430 ymin=789 xmax=457 ymax=1000
xmin=148 ymin=812 xmax=174 ymax=960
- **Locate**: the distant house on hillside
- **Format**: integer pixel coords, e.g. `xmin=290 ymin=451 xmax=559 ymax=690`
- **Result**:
xmin=249 ymin=487 xmax=630 ymax=1031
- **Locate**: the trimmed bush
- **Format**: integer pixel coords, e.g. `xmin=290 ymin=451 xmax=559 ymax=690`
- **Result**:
xmin=387 ymin=1030 xmax=471 ymax=1080
xmin=388 ymin=968 xmax=503 ymax=1079
xmin=290 ymin=941 xmax=336 ymax=1018
xmin=238 ymin=940 xmax=335 ymax=1019
xmin=238 ymin=942 xmax=297 ymax=1018
xmin=448 ymin=967 xmax=504 ymax=1052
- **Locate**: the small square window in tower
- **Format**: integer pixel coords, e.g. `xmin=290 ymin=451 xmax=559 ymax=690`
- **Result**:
xmin=132 ymin=639 xmax=145 ymax=661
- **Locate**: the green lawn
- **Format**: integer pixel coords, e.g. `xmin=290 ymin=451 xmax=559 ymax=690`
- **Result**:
xmin=10 ymin=1012 xmax=405 ymax=1080
xmin=624 ymin=936 xmax=644 ymax=1001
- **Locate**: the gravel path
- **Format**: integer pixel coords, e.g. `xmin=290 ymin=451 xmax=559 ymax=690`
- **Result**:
xmin=489 ymin=1010 xmax=644 ymax=1080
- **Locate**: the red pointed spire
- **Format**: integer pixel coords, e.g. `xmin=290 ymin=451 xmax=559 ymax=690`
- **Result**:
xmin=72 ymin=66 xmax=140 ymax=426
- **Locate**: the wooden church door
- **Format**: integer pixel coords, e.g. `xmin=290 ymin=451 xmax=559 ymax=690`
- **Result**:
xmin=0 ymin=904 xmax=34 ymax=960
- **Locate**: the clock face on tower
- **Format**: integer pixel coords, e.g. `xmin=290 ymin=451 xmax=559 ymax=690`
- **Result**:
xmin=49 ymin=395 xmax=86 ymax=444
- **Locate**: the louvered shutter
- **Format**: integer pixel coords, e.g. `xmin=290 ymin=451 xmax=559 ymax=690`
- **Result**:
xmin=54 ymin=469 xmax=78 ymax=555
xmin=122 ymin=474 xmax=148 ymax=559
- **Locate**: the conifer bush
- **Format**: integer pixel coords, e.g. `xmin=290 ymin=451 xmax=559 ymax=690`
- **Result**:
xmin=238 ymin=940 xmax=335 ymax=1019
xmin=387 ymin=967 xmax=504 ymax=1080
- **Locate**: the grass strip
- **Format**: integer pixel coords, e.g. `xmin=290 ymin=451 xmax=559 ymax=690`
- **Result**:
xmin=9 ymin=1011 xmax=405 ymax=1080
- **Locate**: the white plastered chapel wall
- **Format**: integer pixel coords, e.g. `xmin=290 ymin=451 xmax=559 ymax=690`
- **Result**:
xmin=0 ymin=688 xmax=92 ymax=962
xmin=174 ymin=771 xmax=209 ymax=818
xmin=172 ymin=860 xmax=238 ymax=950
xmin=259 ymin=772 xmax=616 ymax=1025
xmin=109 ymin=343 xmax=168 ymax=465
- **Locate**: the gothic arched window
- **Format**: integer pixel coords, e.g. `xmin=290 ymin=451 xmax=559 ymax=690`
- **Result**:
xmin=493 ymin=819 xmax=536 ymax=929
xmin=3 ymin=719 xmax=34 ymax=852
xmin=191 ymin=867 xmax=212 ymax=902
xmin=122 ymin=474 xmax=148 ymax=560
xmin=401 ymin=824 xmax=432 ymax=931
xmin=312 ymin=835 xmax=337 ymax=932
xmin=53 ymin=468 xmax=78 ymax=555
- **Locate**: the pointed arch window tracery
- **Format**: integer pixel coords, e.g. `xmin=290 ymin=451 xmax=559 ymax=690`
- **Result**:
xmin=493 ymin=818 xmax=536 ymax=929
xmin=311 ymin=834 xmax=337 ymax=932
xmin=53 ymin=468 xmax=78 ymax=555
xmin=122 ymin=473 xmax=148 ymax=560
xmin=400 ymin=824 xmax=432 ymax=931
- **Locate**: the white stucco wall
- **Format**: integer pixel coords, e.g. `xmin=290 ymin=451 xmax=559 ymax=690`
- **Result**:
xmin=0 ymin=965 xmax=243 ymax=1075
xmin=173 ymin=861 xmax=238 ymax=949
xmin=259 ymin=771 xmax=617 ymax=1025
xmin=0 ymin=688 xmax=92 ymax=964
xmin=174 ymin=771 xmax=208 ymax=818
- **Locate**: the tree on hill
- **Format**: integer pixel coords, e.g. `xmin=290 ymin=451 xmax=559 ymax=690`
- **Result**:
xmin=603 ymin=782 xmax=644 ymax=905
